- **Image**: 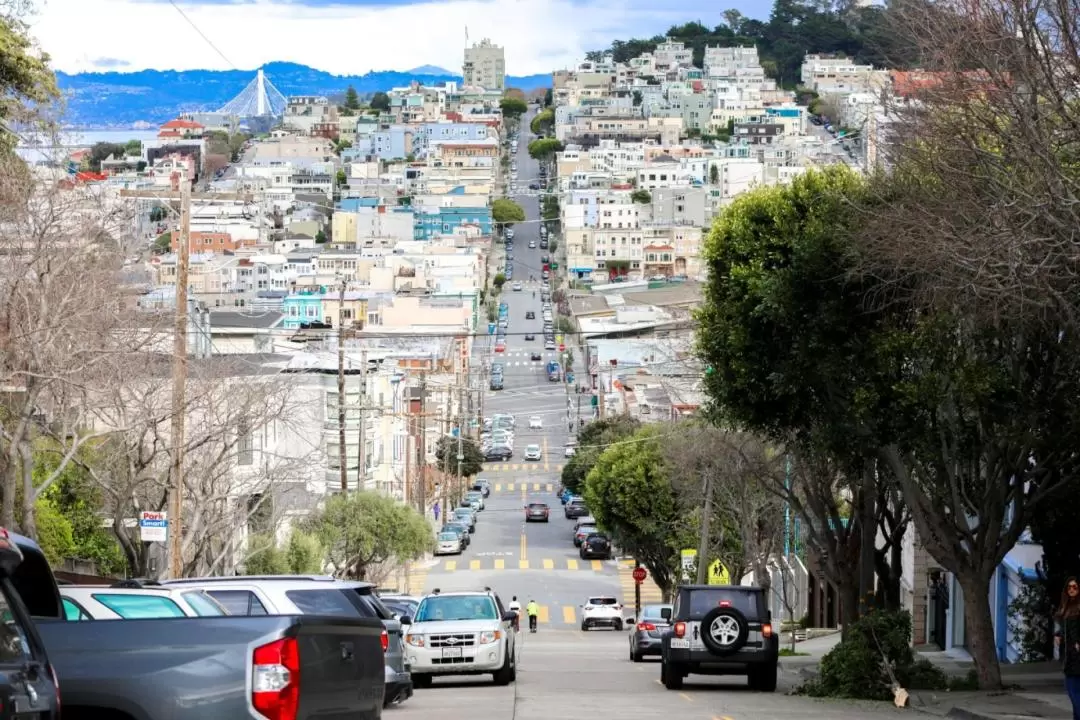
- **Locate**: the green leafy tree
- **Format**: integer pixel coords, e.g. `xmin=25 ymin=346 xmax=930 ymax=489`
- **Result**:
xmin=244 ymin=534 xmax=288 ymax=575
xmin=85 ymin=142 xmax=126 ymax=172
xmin=433 ymin=435 xmax=485 ymax=478
xmin=124 ymin=139 xmax=142 ymax=156
xmin=493 ymin=272 xmax=506 ymax=290
xmin=543 ymin=87 xmax=553 ymax=107
xmin=491 ymin=198 xmax=525 ymax=228
xmin=244 ymin=529 xmax=326 ymax=575
xmin=284 ymin=529 xmax=326 ymax=573
xmin=583 ymin=425 xmax=692 ymax=599
xmin=344 ymin=85 xmax=360 ymax=110
xmin=709 ymin=164 xmax=720 ymax=184
xmin=369 ymin=91 xmax=391 ymax=112
xmin=0 ymin=16 xmax=58 ymax=154
xmin=560 ymin=416 xmax=641 ymax=494
xmin=529 ymin=108 xmax=555 ymax=136
xmin=499 ymin=97 xmax=528 ymax=119
xmin=528 ymin=137 xmax=563 ymax=165
xmin=629 ymin=189 xmax=651 ymax=204
xmin=305 ymin=491 xmax=433 ymax=580
xmin=335 ymin=168 xmax=347 ymax=186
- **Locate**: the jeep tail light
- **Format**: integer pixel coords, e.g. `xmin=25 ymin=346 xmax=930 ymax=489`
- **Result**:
xmin=762 ymin=623 xmax=773 ymax=639
xmin=381 ymin=629 xmax=389 ymax=652
xmin=252 ymin=637 xmax=300 ymax=720
xmin=637 ymin=622 xmax=656 ymax=631
xmin=674 ymin=622 xmax=686 ymax=638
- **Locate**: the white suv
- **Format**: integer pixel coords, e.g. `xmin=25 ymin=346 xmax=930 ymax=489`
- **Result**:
xmin=403 ymin=588 xmax=517 ymax=687
xmin=581 ymin=595 xmax=625 ymax=631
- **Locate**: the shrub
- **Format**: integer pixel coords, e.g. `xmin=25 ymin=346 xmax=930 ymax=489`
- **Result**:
xmin=800 ymin=609 xmax=947 ymax=700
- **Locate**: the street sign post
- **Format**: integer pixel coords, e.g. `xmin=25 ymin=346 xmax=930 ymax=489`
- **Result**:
xmin=633 ymin=562 xmax=646 ymax=621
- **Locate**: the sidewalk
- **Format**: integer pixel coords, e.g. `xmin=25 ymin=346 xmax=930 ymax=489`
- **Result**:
xmin=780 ymin=633 xmax=1072 ymax=719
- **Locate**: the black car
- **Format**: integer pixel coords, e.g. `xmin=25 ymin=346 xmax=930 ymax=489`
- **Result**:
xmin=539 ymin=241 xmax=548 ymax=249
xmin=484 ymin=446 xmax=513 ymax=461
xmin=490 ymin=376 xmax=504 ymax=391
xmin=525 ymin=334 xmax=535 ymax=341
xmin=530 ymin=352 xmax=542 ymax=361
xmin=660 ymin=585 xmax=778 ymax=692
xmin=629 ymin=604 xmax=673 ymax=662
xmin=471 ymin=481 xmax=491 ymax=497
xmin=526 ymin=311 xmax=535 ymax=319
xmin=580 ymin=533 xmax=612 ymax=559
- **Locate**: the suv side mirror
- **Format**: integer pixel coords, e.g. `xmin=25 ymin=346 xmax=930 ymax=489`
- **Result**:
xmin=502 ymin=611 xmax=518 ymax=622
xmin=660 ymin=607 xmax=672 ymax=621
xmin=399 ymin=615 xmax=412 ymax=625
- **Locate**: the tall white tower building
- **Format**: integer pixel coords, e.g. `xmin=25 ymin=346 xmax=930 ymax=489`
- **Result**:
xmin=463 ymin=39 xmax=506 ymax=91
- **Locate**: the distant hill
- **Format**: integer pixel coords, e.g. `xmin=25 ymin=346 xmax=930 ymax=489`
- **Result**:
xmin=54 ymin=61 xmax=551 ymax=128
xmin=408 ymin=65 xmax=455 ymax=75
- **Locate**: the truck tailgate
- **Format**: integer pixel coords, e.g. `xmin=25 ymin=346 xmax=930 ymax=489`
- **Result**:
xmin=34 ymin=615 xmax=385 ymax=720
xmin=294 ymin=616 xmax=385 ymax=719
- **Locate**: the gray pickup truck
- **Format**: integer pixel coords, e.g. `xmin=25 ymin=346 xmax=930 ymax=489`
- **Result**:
xmin=8 ymin=532 xmax=387 ymax=720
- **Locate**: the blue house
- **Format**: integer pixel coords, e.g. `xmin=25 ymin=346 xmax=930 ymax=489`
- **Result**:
xmin=414 ymin=205 xmax=491 ymax=240
xmin=412 ymin=123 xmax=491 ymax=156
xmin=282 ymin=290 xmax=327 ymax=329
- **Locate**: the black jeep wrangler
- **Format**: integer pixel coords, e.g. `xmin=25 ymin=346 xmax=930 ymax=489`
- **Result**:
xmin=659 ymin=584 xmax=778 ymax=692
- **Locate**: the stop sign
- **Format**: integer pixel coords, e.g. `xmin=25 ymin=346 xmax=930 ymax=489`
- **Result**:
xmin=632 ymin=566 xmax=647 ymax=583
xmin=559 ymin=343 xmax=565 ymax=352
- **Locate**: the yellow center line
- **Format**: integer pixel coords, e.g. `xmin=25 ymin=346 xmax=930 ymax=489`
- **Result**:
xmin=679 ymin=693 xmax=693 ymax=703
xmin=520 ymin=531 xmax=527 ymax=561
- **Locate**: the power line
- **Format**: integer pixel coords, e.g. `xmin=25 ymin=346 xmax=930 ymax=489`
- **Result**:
xmin=166 ymin=0 xmax=236 ymax=69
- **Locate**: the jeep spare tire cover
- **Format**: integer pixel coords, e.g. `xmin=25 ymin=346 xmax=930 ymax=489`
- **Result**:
xmin=700 ymin=606 xmax=749 ymax=655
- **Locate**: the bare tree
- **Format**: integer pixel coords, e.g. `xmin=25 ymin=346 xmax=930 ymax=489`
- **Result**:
xmin=77 ymin=354 xmax=315 ymax=577
xmin=774 ymin=556 xmax=803 ymax=653
xmin=858 ymin=0 xmax=1080 ymax=328
xmin=0 ymin=157 xmax=155 ymax=537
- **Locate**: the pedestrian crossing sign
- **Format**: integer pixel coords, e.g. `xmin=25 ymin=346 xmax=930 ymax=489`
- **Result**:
xmin=707 ymin=560 xmax=731 ymax=585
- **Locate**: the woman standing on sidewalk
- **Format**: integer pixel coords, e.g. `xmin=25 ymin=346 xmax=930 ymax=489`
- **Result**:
xmin=1054 ymin=576 xmax=1080 ymax=719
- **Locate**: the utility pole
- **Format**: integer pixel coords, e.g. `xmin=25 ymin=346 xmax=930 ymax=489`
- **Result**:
xmin=336 ymin=277 xmax=348 ymax=492
xmin=356 ymin=348 xmax=368 ymax=492
xmin=695 ymin=467 xmax=715 ymax=585
xmin=456 ymin=382 xmax=465 ymax=505
xmin=168 ymin=173 xmax=192 ymax=579
xmin=441 ymin=378 xmax=453 ymax=518
xmin=417 ymin=371 xmax=428 ymax=518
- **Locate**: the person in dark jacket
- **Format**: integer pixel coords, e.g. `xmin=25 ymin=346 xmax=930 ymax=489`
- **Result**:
xmin=1054 ymin=576 xmax=1080 ymax=719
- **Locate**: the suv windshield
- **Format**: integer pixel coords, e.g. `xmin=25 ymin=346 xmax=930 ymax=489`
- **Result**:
xmin=685 ymin=589 xmax=761 ymax=619
xmin=438 ymin=532 xmax=458 ymax=541
xmin=415 ymin=595 xmax=498 ymax=622
xmin=588 ymin=597 xmax=618 ymax=606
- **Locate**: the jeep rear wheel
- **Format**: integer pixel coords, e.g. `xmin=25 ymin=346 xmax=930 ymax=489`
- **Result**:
xmin=662 ymin=660 xmax=684 ymax=690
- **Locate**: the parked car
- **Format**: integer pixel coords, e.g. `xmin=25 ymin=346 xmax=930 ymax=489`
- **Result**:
xmin=565 ymin=498 xmax=589 ymax=519
xmin=574 ymin=524 xmax=598 ymax=547
xmin=14 ymin=540 xmax=387 ymax=720
xmin=629 ymin=604 xmax=674 ymax=662
xmin=659 ymin=584 xmax=778 ymax=692
xmin=60 ymin=583 xmax=228 ymax=620
xmin=0 ymin=529 xmax=61 ymax=720
xmin=436 ymin=531 xmax=464 ymax=556
xmin=442 ymin=523 xmax=470 ymax=548
xmin=580 ymin=533 xmax=612 ymax=559
xmin=161 ymin=575 xmax=410 ymax=707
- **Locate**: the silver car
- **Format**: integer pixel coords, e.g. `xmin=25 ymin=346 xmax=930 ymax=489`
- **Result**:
xmin=435 ymin=531 xmax=463 ymax=556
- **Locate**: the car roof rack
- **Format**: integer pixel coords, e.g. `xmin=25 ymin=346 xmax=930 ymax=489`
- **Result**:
xmin=110 ymin=579 xmax=162 ymax=589
xmin=162 ymin=574 xmax=338 ymax=584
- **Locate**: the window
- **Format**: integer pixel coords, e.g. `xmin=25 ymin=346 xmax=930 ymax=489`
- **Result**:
xmin=0 ymin=584 xmax=32 ymax=661
xmin=685 ymin=589 xmax=762 ymax=619
xmin=207 ymin=590 xmax=269 ymax=616
xmin=182 ymin=591 xmax=226 ymax=616
xmin=286 ymin=589 xmax=364 ymax=617
xmin=91 ymin=594 xmax=186 ymax=618
xmin=414 ymin=595 xmax=497 ymax=622
xmin=62 ymin=597 xmax=92 ymax=621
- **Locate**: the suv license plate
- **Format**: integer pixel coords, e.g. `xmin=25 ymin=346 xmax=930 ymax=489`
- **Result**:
xmin=669 ymin=639 xmax=690 ymax=649
xmin=442 ymin=647 xmax=463 ymax=658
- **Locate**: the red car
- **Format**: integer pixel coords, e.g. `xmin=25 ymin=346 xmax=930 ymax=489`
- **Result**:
xmin=495 ymin=342 xmax=506 ymax=353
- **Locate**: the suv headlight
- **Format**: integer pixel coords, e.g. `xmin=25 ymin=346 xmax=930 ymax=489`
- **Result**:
xmin=405 ymin=634 xmax=425 ymax=647
xmin=478 ymin=630 xmax=501 ymax=644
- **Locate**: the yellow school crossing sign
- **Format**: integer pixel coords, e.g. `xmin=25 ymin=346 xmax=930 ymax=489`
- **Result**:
xmin=707 ymin=559 xmax=731 ymax=585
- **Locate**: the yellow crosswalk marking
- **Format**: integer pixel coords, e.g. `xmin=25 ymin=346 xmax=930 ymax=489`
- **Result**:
xmin=469 ymin=560 xmax=481 ymax=570
xmin=618 ymin=563 xmax=665 ymax=604
xmin=567 ymin=559 xmax=578 ymax=570
xmin=494 ymin=559 xmax=505 ymax=570
xmin=532 ymin=483 xmax=540 ymax=491
xmin=495 ymin=483 xmax=503 ymax=492
xmin=562 ymin=605 xmax=576 ymax=624
xmin=591 ymin=560 xmax=603 ymax=571
xmin=519 ymin=560 xmax=530 ymax=569
xmin=422 ymin=557 xmax=617 ymax=572
xmin=538 ymin=605 xmax=550 ymax=623
xmin=507 ymin=482 xmax=515 ymax=491
xmin=545 ymin=483 xmax=554 ymax=492
xmin=542 ymin=559 xmax=554 ymax=569
xmin=445 ymin=560 xmax=457 ymax=571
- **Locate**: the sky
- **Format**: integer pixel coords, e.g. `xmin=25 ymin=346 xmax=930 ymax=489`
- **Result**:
xmin=26 ymin=0 xmax=770 ymax=76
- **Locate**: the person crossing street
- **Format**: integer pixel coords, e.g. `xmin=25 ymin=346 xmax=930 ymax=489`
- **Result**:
xmin=526 ymin=599 xmax=539 ymax=633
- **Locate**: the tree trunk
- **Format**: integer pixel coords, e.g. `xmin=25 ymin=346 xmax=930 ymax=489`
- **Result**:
xmin=958 ymin=570 xmax=1002 ymax=689
xmin=858 ymin=459 xmax=877 ymax=614
xmin=19 ymin=441 xmax=36 ymax=539
xmin=0 ymin=450 xmax=15 ymax=530
xmin=840 ymin=578 xmax=860 ymax=639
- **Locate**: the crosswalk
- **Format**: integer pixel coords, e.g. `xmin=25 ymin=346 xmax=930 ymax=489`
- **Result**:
xmin=618 ymin=560 xmax=665 ymax=605
xmin=483 ymin=463 xmax=566 ymax=473
xmin=487 ymin=481 xmax=559 ymax=492
xmin=426 ymin=557 xmax=611 ymax=573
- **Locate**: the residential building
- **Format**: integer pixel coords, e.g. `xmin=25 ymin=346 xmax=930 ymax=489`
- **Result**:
xmin=462 ymin=38 xmax=506 ymax=91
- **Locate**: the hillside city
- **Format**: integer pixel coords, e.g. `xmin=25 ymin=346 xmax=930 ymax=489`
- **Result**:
xmin=1 ymin=2 xmax=1078 ymax=719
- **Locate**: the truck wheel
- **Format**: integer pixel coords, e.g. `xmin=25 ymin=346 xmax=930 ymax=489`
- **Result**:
xmin=749 ymin=663 xmax=778 ymax=692
xmin=662 ymin=661 xmax=684 ymax=690
xmin=412 ymin=673 xmax=433 ymax=689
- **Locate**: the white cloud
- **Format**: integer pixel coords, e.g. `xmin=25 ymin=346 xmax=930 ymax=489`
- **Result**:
xmin=26 ymin=0 xmax=703 ymax=75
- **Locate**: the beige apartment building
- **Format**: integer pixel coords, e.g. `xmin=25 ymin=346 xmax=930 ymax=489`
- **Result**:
xmin=463 ymin=39 xmax=506 ymax=91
